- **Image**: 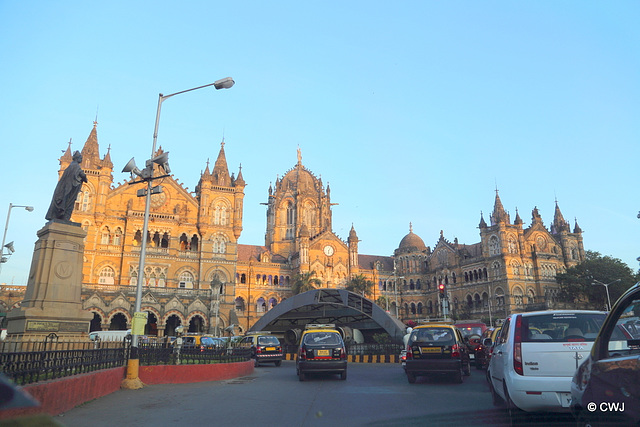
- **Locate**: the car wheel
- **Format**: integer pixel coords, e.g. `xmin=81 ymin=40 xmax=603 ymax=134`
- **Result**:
xmin=275 ymin=360 xmax=282 ymax=367
xmin=504 ymin=385 xmax=523 ymax=426
xmin=407 ymin=372 xmax=416 ymax=384
xmin=463 ymin=360 xmax=471 ymax=376
xmin=299 ymin=372 xmax=306 ymax=382
xmin=340 ymin=371 xmax=347 ymax=380
xmin=453 ymin=366 xmax=463 ymax=383
xmin=488 ymin=378 xmax=504 ymax=407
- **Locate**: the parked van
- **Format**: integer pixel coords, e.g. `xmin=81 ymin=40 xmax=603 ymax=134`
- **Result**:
xmin=488 ymin=310 xmax=606 ymax=422
xmin=89 ymin=330 xmax=132 ymax=341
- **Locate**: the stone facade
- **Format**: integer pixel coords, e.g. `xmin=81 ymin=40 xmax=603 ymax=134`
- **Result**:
xmin=0 ymin=123 xmax=585 ymax=335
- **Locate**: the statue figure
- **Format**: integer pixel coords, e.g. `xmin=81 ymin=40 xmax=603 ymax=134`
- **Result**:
xmin=45 ymin=151 xmax=87 ymax=222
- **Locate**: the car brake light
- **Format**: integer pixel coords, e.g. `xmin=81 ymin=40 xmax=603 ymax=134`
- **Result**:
xmin=298 ymin=346 xmax=307 ymax=361
xmin=451 ymin=344 xmax=460 ymax=358
xmin=340 ymin=347 xmax=346 ymax=360
xmin=405 ymin=345 xmax=413 ymax=360
xmin=514 ymin=315 xmax=523 ymax=375
xmin=256 ymin=346 xmax=262 ymax=354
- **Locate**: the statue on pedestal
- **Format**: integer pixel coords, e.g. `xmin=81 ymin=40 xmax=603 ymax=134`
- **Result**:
xmin=45 ymin=151 xmax=87 ymax=222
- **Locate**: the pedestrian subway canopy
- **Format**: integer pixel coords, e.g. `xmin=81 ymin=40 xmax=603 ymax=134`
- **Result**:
xmin=247 ymin=289 xmax=406 ymax=344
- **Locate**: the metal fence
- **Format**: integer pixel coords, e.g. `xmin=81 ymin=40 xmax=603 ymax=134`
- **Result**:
xmin=1 ymin=345 xmax=127 ymax=386
xmin=0 ymin=336 xmax=252 ymax=386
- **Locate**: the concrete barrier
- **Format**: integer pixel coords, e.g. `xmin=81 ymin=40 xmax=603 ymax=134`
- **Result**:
xmin=0 ymin=360 xmax=253 ymax=420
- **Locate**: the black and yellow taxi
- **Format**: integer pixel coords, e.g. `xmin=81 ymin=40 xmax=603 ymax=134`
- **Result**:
xmin=236 ymin=332 xmax=283 ymax=367
xmin=404 ymin=321 xmax=472 ymax=383
xmin=296 ymin=324 xmax=347 ymax=381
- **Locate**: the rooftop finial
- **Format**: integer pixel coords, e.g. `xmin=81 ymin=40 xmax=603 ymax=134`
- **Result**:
xmin=297 ymin=146 xmax=302 ymax=165
xmin=409 ymin=222 xmax=413 ymax=232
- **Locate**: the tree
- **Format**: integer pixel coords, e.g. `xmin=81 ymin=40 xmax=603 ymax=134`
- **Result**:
xmin=291 ymin=271 xmax=322 ymax=295
xmin=556 ymin=250 xmax=639 ymax=310
xmin=345 ymin=274 xmax=374 ymax=297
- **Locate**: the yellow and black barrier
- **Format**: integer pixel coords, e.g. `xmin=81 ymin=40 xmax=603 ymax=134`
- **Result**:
xmin=285 ymin=353 xmax=399 ymax=363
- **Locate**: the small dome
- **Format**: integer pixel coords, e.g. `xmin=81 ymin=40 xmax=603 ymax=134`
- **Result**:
xmin=399 ymin=231 xmax=426 ymax=250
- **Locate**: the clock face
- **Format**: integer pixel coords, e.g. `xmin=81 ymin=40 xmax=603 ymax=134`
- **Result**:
xmin=324 ymin=245 xmax=334 ymax=256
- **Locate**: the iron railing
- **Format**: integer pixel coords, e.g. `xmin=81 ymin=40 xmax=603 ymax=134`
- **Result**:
xmin=0 ymin=337 xmax=252 ymax=386
xmin=1 ymin=345 xmax=127 ymax=385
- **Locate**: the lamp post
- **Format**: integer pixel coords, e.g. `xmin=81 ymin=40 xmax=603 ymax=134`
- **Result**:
xmin=591 ymin=279 xmax=620 ymax=311
xmin=0 ymin=203 xmax=34 ymax=276
xmin=122 ymin=77 xmax=234 ymax=389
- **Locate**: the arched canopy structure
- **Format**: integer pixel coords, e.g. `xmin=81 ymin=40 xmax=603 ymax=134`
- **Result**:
xmin=249 ymin=289 xmax=406 ymax=343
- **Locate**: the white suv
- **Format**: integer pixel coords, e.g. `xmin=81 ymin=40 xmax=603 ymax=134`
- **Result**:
xmin=487 ymin=310 xmax=606 ymax=422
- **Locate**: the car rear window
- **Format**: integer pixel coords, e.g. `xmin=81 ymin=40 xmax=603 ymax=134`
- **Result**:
xmin=410 ymin=328 xmax=455 ymax=345
xmin=201 ymin=337 xmax=215 ymax=346
xmin=258 ymin=336 xmax=280 ymax=345
xmin=303 ymin=332 xmax=341 ymax=345
xmin=457 ymin=326 xmax=484 ymax=338
xmin=520 ymin=312 xmax=606 ymax=342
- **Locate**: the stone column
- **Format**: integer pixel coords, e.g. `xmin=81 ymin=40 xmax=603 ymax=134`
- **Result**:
xmin=6 ymin=221 xmax=92 ymax=336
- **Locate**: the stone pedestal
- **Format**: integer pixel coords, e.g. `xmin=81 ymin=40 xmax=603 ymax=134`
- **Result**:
xmin=6 ymin=221 xmax=92 ymax=335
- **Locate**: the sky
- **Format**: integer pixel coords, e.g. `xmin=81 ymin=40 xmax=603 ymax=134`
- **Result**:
xmin=0 ymin=1 xmax=639 ymax=285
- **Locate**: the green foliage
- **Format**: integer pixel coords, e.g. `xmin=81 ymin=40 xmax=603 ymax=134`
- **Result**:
xmin=556 ymin=250 xmax=639 ymax=309
xmin=345 ymin=274 xmax=374 ymax=297
xmin=372 ymin=332 xmax=392 ymax=344
xmin=291 ymin=271 xmax=322 ymax=295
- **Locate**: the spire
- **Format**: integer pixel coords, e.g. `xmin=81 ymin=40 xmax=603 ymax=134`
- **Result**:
xmin=479 ymin=211 xmax=487 ymax=228
xmin=349 ymin=223 xmax=358 ymax=242
xmin=80 ymin=120 xmax=101 ymax=169
xmin=552 ymin=199 xmax=570 ymax=234
xmin=235 ymin=163 xmax=245 ymax=186
xmin=212 ymin=140 xmax=231 ymax=186
xmin=573 ymin=218 xmax=583 ymax=233
xmin=490 ymin=189 xmax=510 ymax=225
xmin=102 ymin=144 xmax=113 ymax=169
xmin=204 ymin=158 xmax=211 ymax=175
xmin=61 ymin=138 xmax=73 ymax=162
xmin=514 ymin=207 xmax=523 ymax=225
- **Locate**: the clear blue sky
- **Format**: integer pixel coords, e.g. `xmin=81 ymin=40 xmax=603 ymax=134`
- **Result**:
xmin=1 ymin=1 xmax=638 ymax=285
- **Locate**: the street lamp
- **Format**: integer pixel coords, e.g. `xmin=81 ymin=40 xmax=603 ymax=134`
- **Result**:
xmin=0 ymin=203 xmax=34 ymax=276
xmin=591 ymin=279 xmax=620 ymax=311
xmin=122 ymin=77 xmax=235 ymax=389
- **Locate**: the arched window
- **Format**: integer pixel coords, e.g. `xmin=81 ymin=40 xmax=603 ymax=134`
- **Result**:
xmin=489 ymin=235 xmax=500 ymax=256
xmin=75 ymin=188 xmax=91 ymax=212
xmin=101 ymin=226 xmax=111 ymax=245
xmin=212 ymin=234 xmax=227 ymax=254
xmin=213 ymin=202 xmax=229 ymax=226
xmin=285 ymin=201 xmax=295 ymax=239
xmin=98 ymin=266 xmax=115 ymax=285
xmin=256 ymin=297 xmax=266 ymax=313
xmin=190 ymin=235 xmax=199 ymax=252
xmin=235 ymin=297 xmax=245 ymax=312
xmin=113 ymin=227 xmax=123 ymax=246
xmin=507 ymin=235 xmax=518 ymax=254
xmin=179 ymin=271 xmax=194 ymax=289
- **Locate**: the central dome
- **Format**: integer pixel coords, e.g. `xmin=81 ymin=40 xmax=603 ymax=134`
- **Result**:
xmin=399 ymin=231 xmax=426 ymax=250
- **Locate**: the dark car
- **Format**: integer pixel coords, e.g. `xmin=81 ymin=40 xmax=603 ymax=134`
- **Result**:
xmin=571 ymin=282 xmax=640 ymax=426
xmin=404 ymin=322 xmax=471 ymax=383
xmin=455 ymin=321 xmax=487 ymax=367
xmin=296 ymin=324 xmax=347 ymax=381
xmin=237 ymin=333 xmax=283 ymax=367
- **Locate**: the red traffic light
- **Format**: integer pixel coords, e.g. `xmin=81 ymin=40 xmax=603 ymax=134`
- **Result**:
xmin=438 ymin=283 xmax=445 ymax=293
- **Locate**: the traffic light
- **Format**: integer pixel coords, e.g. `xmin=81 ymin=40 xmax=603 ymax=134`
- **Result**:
xmin=438 ymin=283 xmax=445 ymax=296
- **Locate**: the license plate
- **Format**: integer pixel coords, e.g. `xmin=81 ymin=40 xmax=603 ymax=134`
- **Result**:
xmin=265 ymin=347 xmax=276 ymax=351
xmin=317 ymin=349 xmax=330 ymax=356
xmin=421 ymin=347 xmax=442 ymax=354
xmin=560 ymin=393 xmax=571 ymax=408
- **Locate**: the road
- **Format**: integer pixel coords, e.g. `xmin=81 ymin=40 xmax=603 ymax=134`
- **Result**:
xmin=57 ymin=362 xmax=575 ymax=427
